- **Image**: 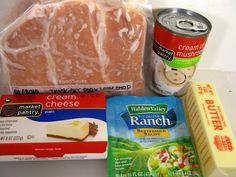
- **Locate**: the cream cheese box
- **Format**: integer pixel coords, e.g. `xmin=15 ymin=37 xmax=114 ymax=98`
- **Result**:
xmin=0 ymin=93 xmax=107 ymax=161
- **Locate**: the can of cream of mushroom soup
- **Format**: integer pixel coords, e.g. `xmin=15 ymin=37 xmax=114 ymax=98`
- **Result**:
xmin=151 ymin=8 xmax=212 ymax=96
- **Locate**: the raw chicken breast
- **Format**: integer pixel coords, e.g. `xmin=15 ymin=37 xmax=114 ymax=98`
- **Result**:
xmin=0 ymin=0 xmax=147 ymax=95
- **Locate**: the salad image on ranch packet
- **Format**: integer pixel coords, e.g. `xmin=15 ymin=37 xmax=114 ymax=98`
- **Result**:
xmin=107 ymin=96 xmax=202 ymax=177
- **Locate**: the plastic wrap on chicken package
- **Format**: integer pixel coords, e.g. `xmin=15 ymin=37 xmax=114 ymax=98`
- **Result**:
xmin=0 ymin=0 xmax=153 ymax=95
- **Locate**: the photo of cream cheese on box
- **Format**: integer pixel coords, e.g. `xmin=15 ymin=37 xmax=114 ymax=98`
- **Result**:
xmin=0 ymin=93 xmax=107 ymax=161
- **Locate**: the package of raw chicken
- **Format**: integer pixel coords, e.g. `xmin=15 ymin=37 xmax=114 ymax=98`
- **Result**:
xmin=0 ymin=0 xmax=153 ymax=95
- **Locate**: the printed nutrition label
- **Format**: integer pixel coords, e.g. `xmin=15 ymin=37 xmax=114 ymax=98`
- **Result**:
xmin=0 ymin=119 xmax=23 ymax=141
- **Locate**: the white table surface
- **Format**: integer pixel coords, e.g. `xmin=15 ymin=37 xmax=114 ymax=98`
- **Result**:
xmin=0 ymin=69 xmax=236 ymax=177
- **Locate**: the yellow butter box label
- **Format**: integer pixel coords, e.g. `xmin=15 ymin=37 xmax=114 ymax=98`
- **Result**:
xmin=184 ymin=82 xmax=236 ymax=177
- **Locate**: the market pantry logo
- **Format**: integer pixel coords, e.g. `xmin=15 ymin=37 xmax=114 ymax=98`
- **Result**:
xmin=0 ymin=103 xmax=42 ymax=117
xmin=122 ymin=104 xmax=176 ymax=129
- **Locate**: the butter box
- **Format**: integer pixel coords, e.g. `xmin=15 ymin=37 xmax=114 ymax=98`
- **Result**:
xmin=184 ymin=83 xmax=236 ymax=177
xmin=0 ymin=93 xmax=107 ymax=161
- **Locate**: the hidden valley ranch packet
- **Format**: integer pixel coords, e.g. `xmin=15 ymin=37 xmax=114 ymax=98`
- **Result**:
xmin=107 ymin=96 xmax=202 ymax=177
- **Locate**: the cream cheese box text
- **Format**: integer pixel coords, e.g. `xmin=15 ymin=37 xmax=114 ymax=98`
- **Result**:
xmin=0 ymin=93 xmax=107 ymax=161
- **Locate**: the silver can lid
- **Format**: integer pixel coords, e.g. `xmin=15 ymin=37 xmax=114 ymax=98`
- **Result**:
xmin=157 ymin=8 xmax=212 ymax=37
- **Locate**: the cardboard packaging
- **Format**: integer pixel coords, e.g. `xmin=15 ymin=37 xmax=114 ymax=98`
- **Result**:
xmin=0 ymin=93 xmax=107 ymax=161
xmin=184 ymin=83 xmax=236 ymax=177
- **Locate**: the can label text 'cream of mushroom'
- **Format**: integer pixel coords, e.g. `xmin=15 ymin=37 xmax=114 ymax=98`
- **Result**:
xmin=150 ymin=8 xmax=212 ymax=96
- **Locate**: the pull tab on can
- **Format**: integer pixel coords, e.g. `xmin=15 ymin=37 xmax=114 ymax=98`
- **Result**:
xmin=176 ymin=19 xmax=208 ymax=32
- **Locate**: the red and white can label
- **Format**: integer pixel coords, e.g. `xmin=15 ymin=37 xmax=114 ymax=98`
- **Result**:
xmin=150 ymin=19 xmax=210 ymax=96
xmin=154 ymin=23 xmax=208 ymax=68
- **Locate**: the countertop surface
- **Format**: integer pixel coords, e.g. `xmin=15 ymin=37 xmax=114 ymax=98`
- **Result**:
xmin=0 ymin=69 xmax=236 ymax=177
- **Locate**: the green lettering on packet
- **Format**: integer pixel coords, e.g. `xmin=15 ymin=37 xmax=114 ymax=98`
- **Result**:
xmin=107 ymin=96 xmax=203 ymax=177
